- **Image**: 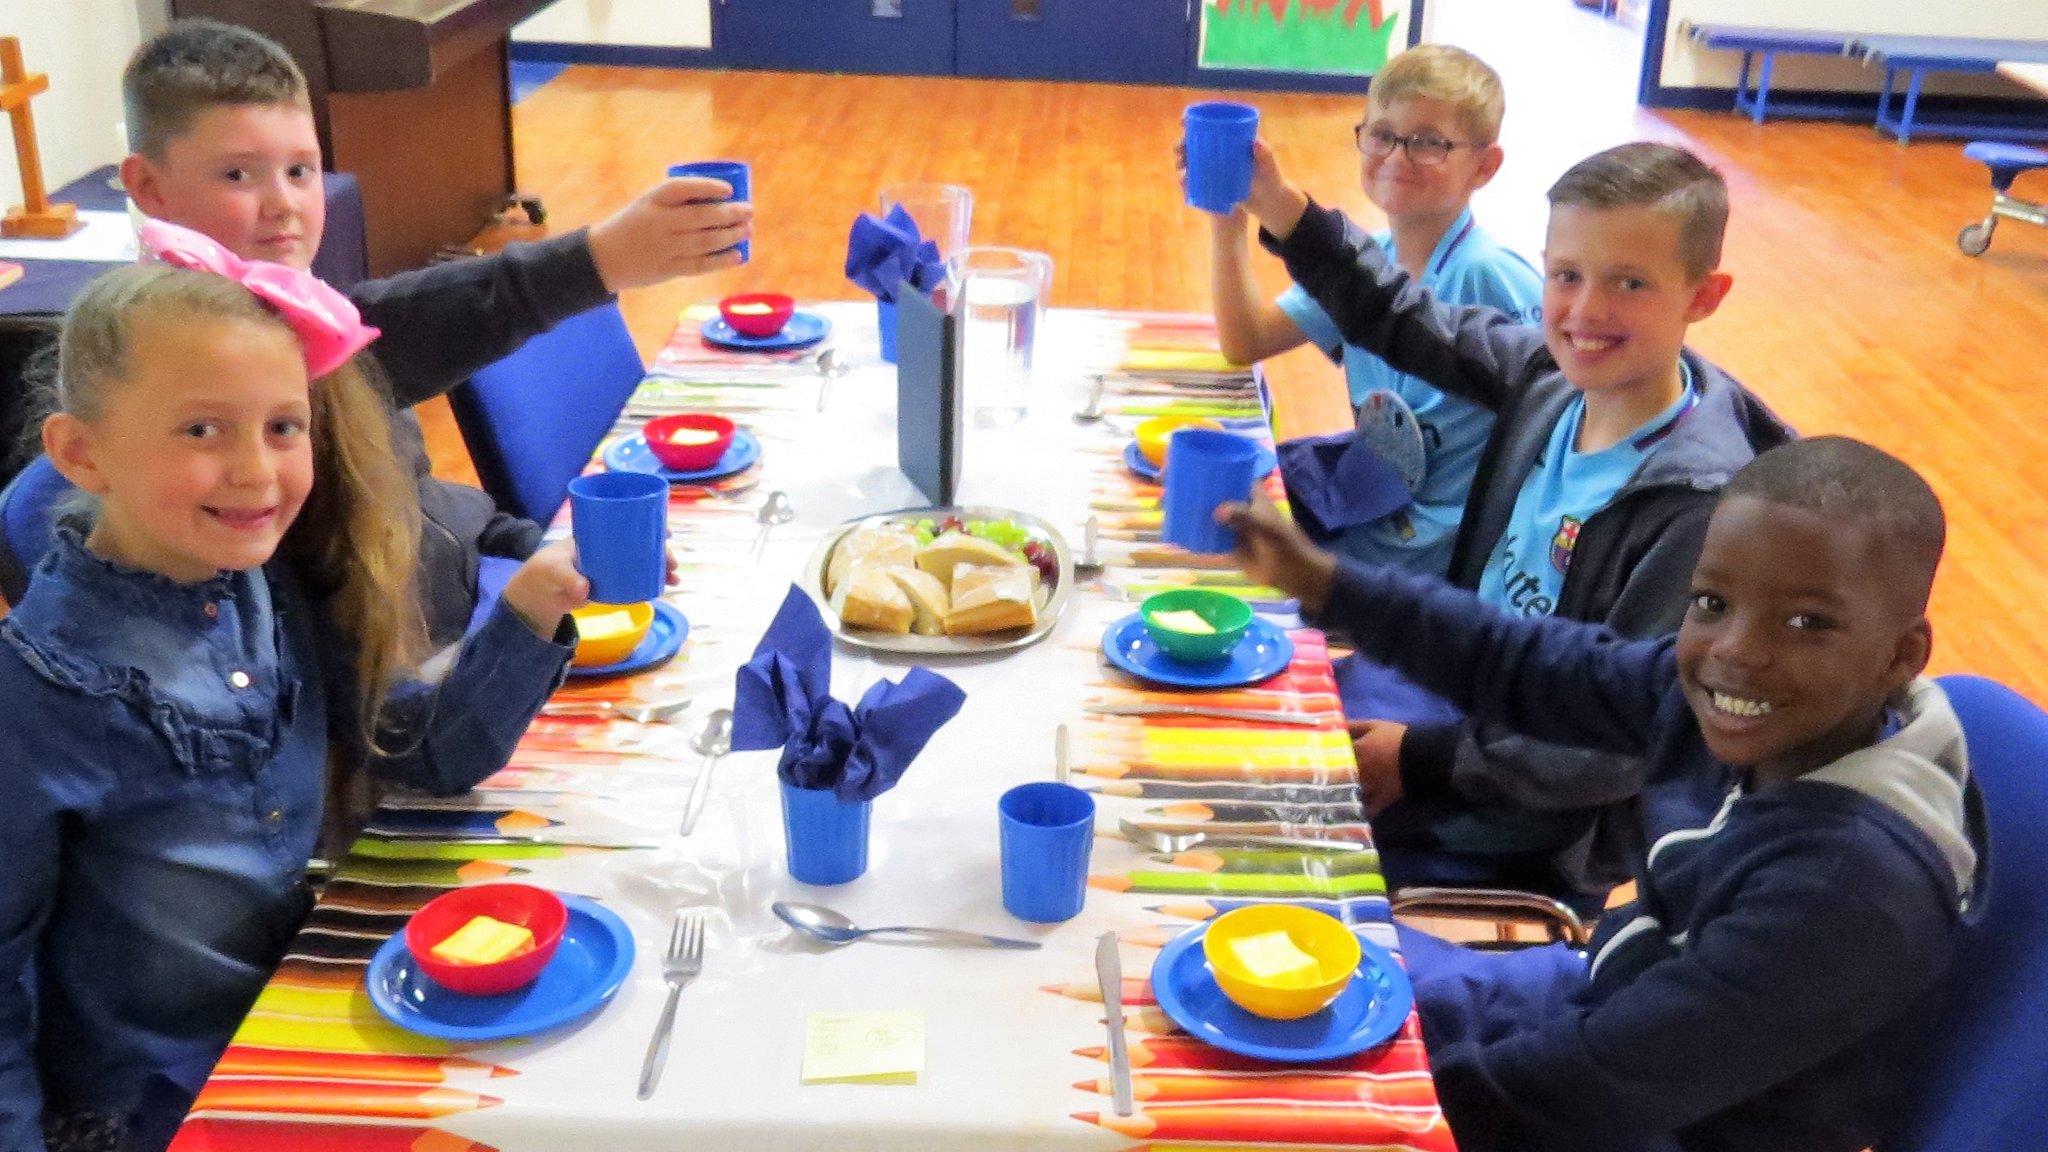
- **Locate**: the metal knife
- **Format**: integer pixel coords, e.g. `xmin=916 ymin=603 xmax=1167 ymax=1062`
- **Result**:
xmin=1083 ymin=702 xmax=1323 ymax=727
xmin=1095 ymin=931 xmax=1135 ymax=1117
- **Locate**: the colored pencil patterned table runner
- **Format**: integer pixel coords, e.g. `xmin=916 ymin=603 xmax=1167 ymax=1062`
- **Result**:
xmin=1054 ymin=320 xmax=1453 ymax=1152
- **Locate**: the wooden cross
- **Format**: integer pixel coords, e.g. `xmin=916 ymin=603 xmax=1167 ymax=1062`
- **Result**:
xmin=1 ymin=36 xmax=82 ymax=239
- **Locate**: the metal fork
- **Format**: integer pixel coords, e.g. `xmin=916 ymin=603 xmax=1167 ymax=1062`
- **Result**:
xmin=637 ymin=910 xmax=706 ymax=1100
xmin=540 ymin=697 xmax=693 ymax=724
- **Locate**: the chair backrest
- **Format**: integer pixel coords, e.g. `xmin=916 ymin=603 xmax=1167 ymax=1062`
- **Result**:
xmin=449 ymin=301 xmax=645 ymax=527
xmin=1881 ymin=674 xmax=2048 ymax=1150
xmin=0 ymin=456 xmax=73 ymax=605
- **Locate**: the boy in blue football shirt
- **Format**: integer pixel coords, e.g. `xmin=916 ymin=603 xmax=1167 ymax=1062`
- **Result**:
xmin=1237 ymin=139 xmax=1794 ymax=900
xmin=1206 ymin=44 xmax=1541 ymax=578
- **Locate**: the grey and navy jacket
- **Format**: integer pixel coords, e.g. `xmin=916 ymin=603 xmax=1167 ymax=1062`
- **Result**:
xmin=1266 ymin=200 xmax=1797 ymax=892
xmin=1322 ymin=560 xmax=1984 ymax=1152
xmin=353 ymin=230 xmax=614 ymax=647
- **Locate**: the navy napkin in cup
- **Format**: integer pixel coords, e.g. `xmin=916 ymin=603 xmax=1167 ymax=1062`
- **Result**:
xmin=733 ymin=585 xmax=966 ymax=803
xmin=845 ymin=205 xmax=948 ymax=305
xmin=1277 ymin=431 xmax=1415 ymax=543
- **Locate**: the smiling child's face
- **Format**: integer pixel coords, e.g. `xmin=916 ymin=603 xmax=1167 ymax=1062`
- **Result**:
xmin=1541 ymin=203 xmax=1730 ymax=403
xmin=1675 ymin=495 xmax=1931 ymax=782
xmin=53 ymin=312 xmax=314 ymax=582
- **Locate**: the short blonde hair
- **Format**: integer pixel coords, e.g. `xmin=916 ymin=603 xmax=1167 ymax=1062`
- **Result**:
xmin=1366 ymin=44 xmax=1507 ymax=145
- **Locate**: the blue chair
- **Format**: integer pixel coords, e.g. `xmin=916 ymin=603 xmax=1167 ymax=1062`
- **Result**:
xmin=1881 ymin=674 xmax=2048 ymax=1150
xmin=0 ymin=456 xmax=72 ymax=606
xmin=449 ymin=300 xmax=647 ymax=528
xmin=1957 ymin=142 xmax=2048 ymax=256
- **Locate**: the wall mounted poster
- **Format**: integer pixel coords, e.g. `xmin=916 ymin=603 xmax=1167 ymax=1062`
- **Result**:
xmin=1197 ymin=0 xmax=1412 ymax=77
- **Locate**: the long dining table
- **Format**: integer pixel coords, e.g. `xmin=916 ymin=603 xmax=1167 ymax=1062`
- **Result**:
xmin=169 ymin=301 xmax=1454 ymax=1152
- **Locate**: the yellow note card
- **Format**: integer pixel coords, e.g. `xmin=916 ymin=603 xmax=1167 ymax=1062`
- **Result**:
xmin=802 ymin=1010 xmax=925 ymax=1085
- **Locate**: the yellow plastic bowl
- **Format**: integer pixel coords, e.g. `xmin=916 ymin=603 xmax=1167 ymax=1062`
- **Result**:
xmin=569 ymin=601 xmax=655 ymax=667
xmin=1136 ymin=415 xmax=1225 ymax=468
xmin=1203 ymin=905 xmax=1361 ymax=1020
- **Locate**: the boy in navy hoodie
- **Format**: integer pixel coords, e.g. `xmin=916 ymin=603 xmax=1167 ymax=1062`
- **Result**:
xmin=1223 ymin=435 xmax=1984 ymax=1152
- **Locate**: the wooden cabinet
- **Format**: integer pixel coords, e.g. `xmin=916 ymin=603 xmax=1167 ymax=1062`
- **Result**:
xmin=714 ymin=0 xmax=1190 ymax=85
xmin=170 ymin=0 xmax=556 ymax=276
xmin=716 ymin=0 xmax=958 ymax=77
xmin=955 ymin=0 xmax=1189 ymax=85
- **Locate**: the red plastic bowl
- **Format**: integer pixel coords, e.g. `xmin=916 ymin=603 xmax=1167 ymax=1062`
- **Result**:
xmin=405 ymin=884 xmax=568 ymax=996
xmin=643 ymin=413 xmax=737 ymax=471
xmin=719 ymin=292 xmax=795 ymax=338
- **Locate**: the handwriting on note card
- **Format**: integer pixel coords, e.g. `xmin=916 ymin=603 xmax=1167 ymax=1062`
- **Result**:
xmin=801 ymin=1010 xmax=925 ymax=1085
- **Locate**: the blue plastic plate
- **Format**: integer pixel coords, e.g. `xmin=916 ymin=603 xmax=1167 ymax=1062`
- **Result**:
xmin=1101 ymin=612 xmax=1293 ymax=689
xmin=567 ymin=600 xmax=688 ymax=679
xmin=700 ymin=311 xmax=830 ymax=351
xmin=1151 ymin=917 xmax=1414 ymax=1062
xmin=604 ymin=428 xmax=761 ymax=484
xmin=1124 ymin=437 xmax=1278 ymax=484
xmin=367 ymin=895 xmax=635 ymax=1042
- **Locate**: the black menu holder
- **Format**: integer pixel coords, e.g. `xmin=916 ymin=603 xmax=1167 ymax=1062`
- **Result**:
xmin=895 ymin=286 xmax=961 ymax=507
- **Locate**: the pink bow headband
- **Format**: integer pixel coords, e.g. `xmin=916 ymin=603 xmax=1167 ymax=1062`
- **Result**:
xmin=137 ymin=219 xmax=380 ymax=378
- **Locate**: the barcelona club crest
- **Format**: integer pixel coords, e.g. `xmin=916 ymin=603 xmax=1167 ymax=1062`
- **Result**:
xmin=1549 ymin=516 xmax=1582 ymax=575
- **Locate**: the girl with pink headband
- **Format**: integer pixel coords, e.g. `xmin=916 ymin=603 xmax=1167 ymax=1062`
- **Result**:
xmin=0 ymin=222 xmax=591 ymax=1152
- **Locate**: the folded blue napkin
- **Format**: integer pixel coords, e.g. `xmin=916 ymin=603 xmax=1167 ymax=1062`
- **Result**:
xmin=845 ymin=205 xmax=947 ymax=305
xmin=733 ymin=585 xmax=966 ymax=802
xmin=1276 ymin=431 xmax=1415 ymax=543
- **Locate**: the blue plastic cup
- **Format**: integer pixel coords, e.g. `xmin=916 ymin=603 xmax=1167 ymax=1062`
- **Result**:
xmin=667 ymin=160 xmax=751 ymax=263
xmin=1183 ymin=102 xmax=1260 ymax=215
xmin=1161 ymin=428 xmax=1262 ymax=555
xmin=781 ymin=781 xmax=872 ymax=886
xmin=877 ymin=297 xmax=899 ymax=363
xmin=998 ymin=781 xmax=1095 ymax=923
xmin=568 ymin=471 xmax=669 ymax=605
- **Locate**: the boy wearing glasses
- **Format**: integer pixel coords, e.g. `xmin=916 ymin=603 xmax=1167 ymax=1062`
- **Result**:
xmin=1208 ymin=44 xmax=1540 ymax=579
xmin=1237 ymin=140 xmax=1794 ymax=903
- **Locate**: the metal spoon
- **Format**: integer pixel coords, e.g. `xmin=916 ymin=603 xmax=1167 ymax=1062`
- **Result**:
xmin=813 ymin=347 xmax=847 ymax=412
xmin=678 ymin=708 xmax=733 ymax=835
xmin=771 ymin=902 xmax=1041 ymax=950
xmin=1118 ymin=818 xmax=1367 ymax=854
xmin=749 ymin=491 xmax=795 ymax=560
xmin=1072 ymin=375 xmax=1105 ymax=423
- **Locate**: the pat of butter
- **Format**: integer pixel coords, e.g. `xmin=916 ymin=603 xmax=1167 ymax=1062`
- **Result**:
xmin=1151 ymin=609 xmax=1217 ymax=635
xmin=729 ymin=302 xmax=775 ymax=314
xmin=579 ymin=608 xmax=638 ymax=640
xmin=1230 ymin=930 xmax=1323 ymax=987
xmin=430 ymin=915 xmax=535 ymax=965
xmin=668 ymin=427 xmax=722 ymax=446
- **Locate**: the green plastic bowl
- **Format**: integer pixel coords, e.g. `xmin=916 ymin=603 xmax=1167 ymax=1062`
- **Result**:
xmin=1140 ymin=589 xmax=1253 ymax=664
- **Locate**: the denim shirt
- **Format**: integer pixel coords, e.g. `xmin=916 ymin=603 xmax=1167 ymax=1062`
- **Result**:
xmin=0 ymin=531 xmax=571 ymax=1151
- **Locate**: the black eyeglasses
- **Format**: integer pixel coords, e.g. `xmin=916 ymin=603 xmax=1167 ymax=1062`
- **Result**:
xmin=1354 ymin=124 xmax=1469 ymax=166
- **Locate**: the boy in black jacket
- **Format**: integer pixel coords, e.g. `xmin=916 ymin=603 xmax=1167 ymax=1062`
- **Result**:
xmin=1222 ymin=436 xmax=1983 ymax=1152
xmin=50 ymin=19 xmax=746 ymax=645
xmin=1238 ymin=139 xmax=1794 ymax=900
